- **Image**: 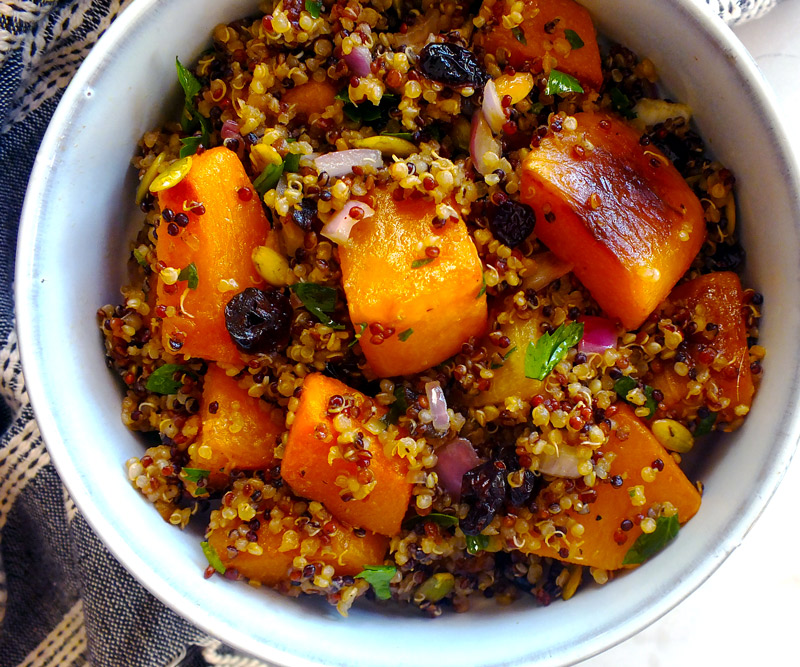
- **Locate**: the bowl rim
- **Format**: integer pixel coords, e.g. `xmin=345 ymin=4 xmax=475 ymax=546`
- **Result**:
xmin=14 ymin=0 xmax=800 ymax=665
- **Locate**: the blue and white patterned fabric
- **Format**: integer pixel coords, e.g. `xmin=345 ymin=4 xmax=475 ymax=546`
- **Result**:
xmin=0 ymin=1 xmax=780 ymax=665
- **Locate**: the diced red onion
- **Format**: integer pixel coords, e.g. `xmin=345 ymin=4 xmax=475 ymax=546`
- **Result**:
xmin=434 ymin=438 xmax=481 ymax=499
xmin=425 ymin=381 xmax=449 ymax=432
xmin=344 ymin=45 xmax=372 ymax=77
xmin=314 ymin=149 xmax=383 ymax=178
xmin=221 ymin=119 xmax=241 ymax=140
xmin=578 ymin=316 xmax=618 ymax=355
xmin=482 ymin=80 xmax=506 ymax=134
xmin=321 ymin=200 xmax=375 ymax=244
xmin=537 ymin=445 xmax=582 ymax=478
xmin=470 ymin=111 xmax=502 ymax=176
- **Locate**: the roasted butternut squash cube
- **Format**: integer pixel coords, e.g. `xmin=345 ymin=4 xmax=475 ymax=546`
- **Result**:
xmin=283 ymin=79 xmax=338 ymax=120
xmin=339 ymin=187 xmax=487 ymax=377
xmin=207 ymin=485 xmax=389 ymax=586
xmin=520 ymin=112 xmax=706 ymax=329
xmin=471 ymin=313 xmax=544 ymax=406
xmin=520 ymin=405 xmax=701 ymax=570
xmin=282 ymin=373 xmax=413 ymax=536
xmin=476 ymin=0 xmax=603 ymax=90
xmin=157 ymin=147 xmax=272 ymax=366
xmin=189 ymin=363 xmax=285 ymax=489
xmin=649 ymin=271 xmax=754 ymax=429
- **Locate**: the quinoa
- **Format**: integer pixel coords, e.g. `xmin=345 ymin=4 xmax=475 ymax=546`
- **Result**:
xmin=101 ymin=0 xmax=762 ymax=617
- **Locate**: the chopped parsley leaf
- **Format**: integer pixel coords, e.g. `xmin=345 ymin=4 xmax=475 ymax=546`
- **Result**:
xmin=465 ymin=534 xmax=490 ymax=555
xmin=201 ymin=541 xmax=226 ymax=574
xmin=145 ymin=364 xmax=185 ymax=395
xmin=622 ymin=515 xmax=680 ymax=565
xmin=355 ymin=565 xmax=396 ymax=600
xmin=178 ymin=262 xmax=199 ymax=289
xmin=524 ymin=322 xmax=584 ymax=380
xmin=289 ymin=283 xmax=344 ymax=329
xmin=305 ymin=0 xmax=322 ymax=18
xmin=544 ymin=69 xmax=584 ymax=96
xmin=511 ymin=27 xmax=527 ymax=45
xmin=564 ymin=29 xmax=584 ymax=50
xmin=614 ymin=376 xmax=658 ymax=419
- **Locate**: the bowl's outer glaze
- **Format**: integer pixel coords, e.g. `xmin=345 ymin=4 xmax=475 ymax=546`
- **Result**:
xmin=15 ymin=0 xmax=800 ymax=665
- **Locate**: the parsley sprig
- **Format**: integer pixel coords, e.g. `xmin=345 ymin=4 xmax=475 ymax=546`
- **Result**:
xmin=524 ymin=322 xmax=584 ymax=380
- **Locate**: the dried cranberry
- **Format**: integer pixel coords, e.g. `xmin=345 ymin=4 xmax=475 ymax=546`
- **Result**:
xmin=488 ymin=200 xmax=536 ymax=248
xmin=460 ymin=460 xmax=506 ymax=535
xmin=291 ymin=198 xmax=318 ymax=231
xmin=224 ymin=287 xmax=292 ymax=354
xmin=419 ymin=43 xmax=489 ymax=90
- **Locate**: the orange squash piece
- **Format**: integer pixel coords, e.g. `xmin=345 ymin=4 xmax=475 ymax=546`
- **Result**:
xmin=283 ymin=79 xmax=338 ymax=120
xmin=520 ymin=112 xmax=706 ymax=329
xmin=189 ymin=363 xmax=285 ymax=488
xmin=522 ymin=405 xmax=701 ymax=570
xmin=471 ymin=313 xmax=544 ymax=406
xmin=649 ymin=271 xmax=754 ymax=428
xmin=207 ymin=489 xmax=389 ymax=585
xmin=156 ymin=147 xmax=272 ymax=366
xmin=282 ymin=373 xmax=413 ymax=536
xmin=476 ymin=0 xmax=603 ymax=90
xmin=339 ymin=187 xmax=487 ymax=377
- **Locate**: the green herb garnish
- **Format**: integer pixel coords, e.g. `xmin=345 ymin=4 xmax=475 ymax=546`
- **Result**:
xmin=349 ymin=322 xmax=368 ymax=348
xmin=398 ymin=328 xmax=414 ymax=342
xmin=176 ymin=57 xmax=211 ymax=147
xmin=608 ymin=87 xmax=637 ymax=119
xmin=529 ymin=101 xmax=545 ymax=114
xmin=411 ymin=257 xmax=434 ymax=269
xmin=201 ymin=541 xmax=227 ymax=574
xmin=465 ymin=534 xmax=490 ymax=555
xmin=511 ymin=27 xmax=527 ymax=45
xmin=176 ymin=57 xmax=201 ymax=101
xmin=544 ymin=69 xmax=584 ymax=96
xmin=305 ymin=0 xmax=322 ymax=18
xmin=179 ymin=135 xmax=203 ymax=158
xmin=284 ymin=152 xmax=301 ymax=173
xmin=403 ymin=513 xmax=459 ymax=529
xmin=622 ymin=514 xmax=680 ymax=565
xmin=253 ymin=162 xmax=285 ymax=196
xmin=694 ymin=411 xmax=718 ymax=436
xmin=145 ymin=364 xmax=185 ymax=395
xmin=183 ymin=468 xmax=210 ymax=484
xmin=564 ymin=29 xmax=584 ymax=50
xmin=476 ymin=274 xmax=486 ymax=300
xmin=524 ymin=322 xmax=584 ymax=380
xmin=355 ymin=564 xmax=396 ymax=600
xmin=382 ymin=386 xmax=408 ymax=425
xmin=614 ymin=376 xmax=658 ymax=419
xmin=290 ymin=283 xmax=344 ymax=329
xmin=337 ymin=91 xmax=400 ymax=127
xmin=178 ymin=262 xmax=199 ymax=289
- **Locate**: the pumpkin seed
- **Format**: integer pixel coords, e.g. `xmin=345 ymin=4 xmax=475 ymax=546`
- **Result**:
xmin=149 ymin=156 xmax=193 ymax=193
xmin=652 ymin=419 xmax=694 ymax=453
xmin=135 ymin=151 xmax=167 ymax=204
xmin=415 ymin=572 xmax=454 ymax=602
xmin=252 ymin=245 xmax=297 ymax=286
xmin=354 ymin=135 xmax=417 ymax=158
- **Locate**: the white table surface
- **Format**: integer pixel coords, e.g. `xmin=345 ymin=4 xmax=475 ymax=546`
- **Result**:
xmin=581 ymin=2 xmax=800 ymax=664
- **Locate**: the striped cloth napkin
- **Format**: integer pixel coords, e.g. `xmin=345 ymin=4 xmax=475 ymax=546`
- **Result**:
xmin=0 ymin=0 xmax=780 ymax=665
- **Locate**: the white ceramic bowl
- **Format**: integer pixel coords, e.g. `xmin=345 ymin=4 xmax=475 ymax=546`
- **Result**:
xmin=15 ymin=0 xmax=800 ymax=664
